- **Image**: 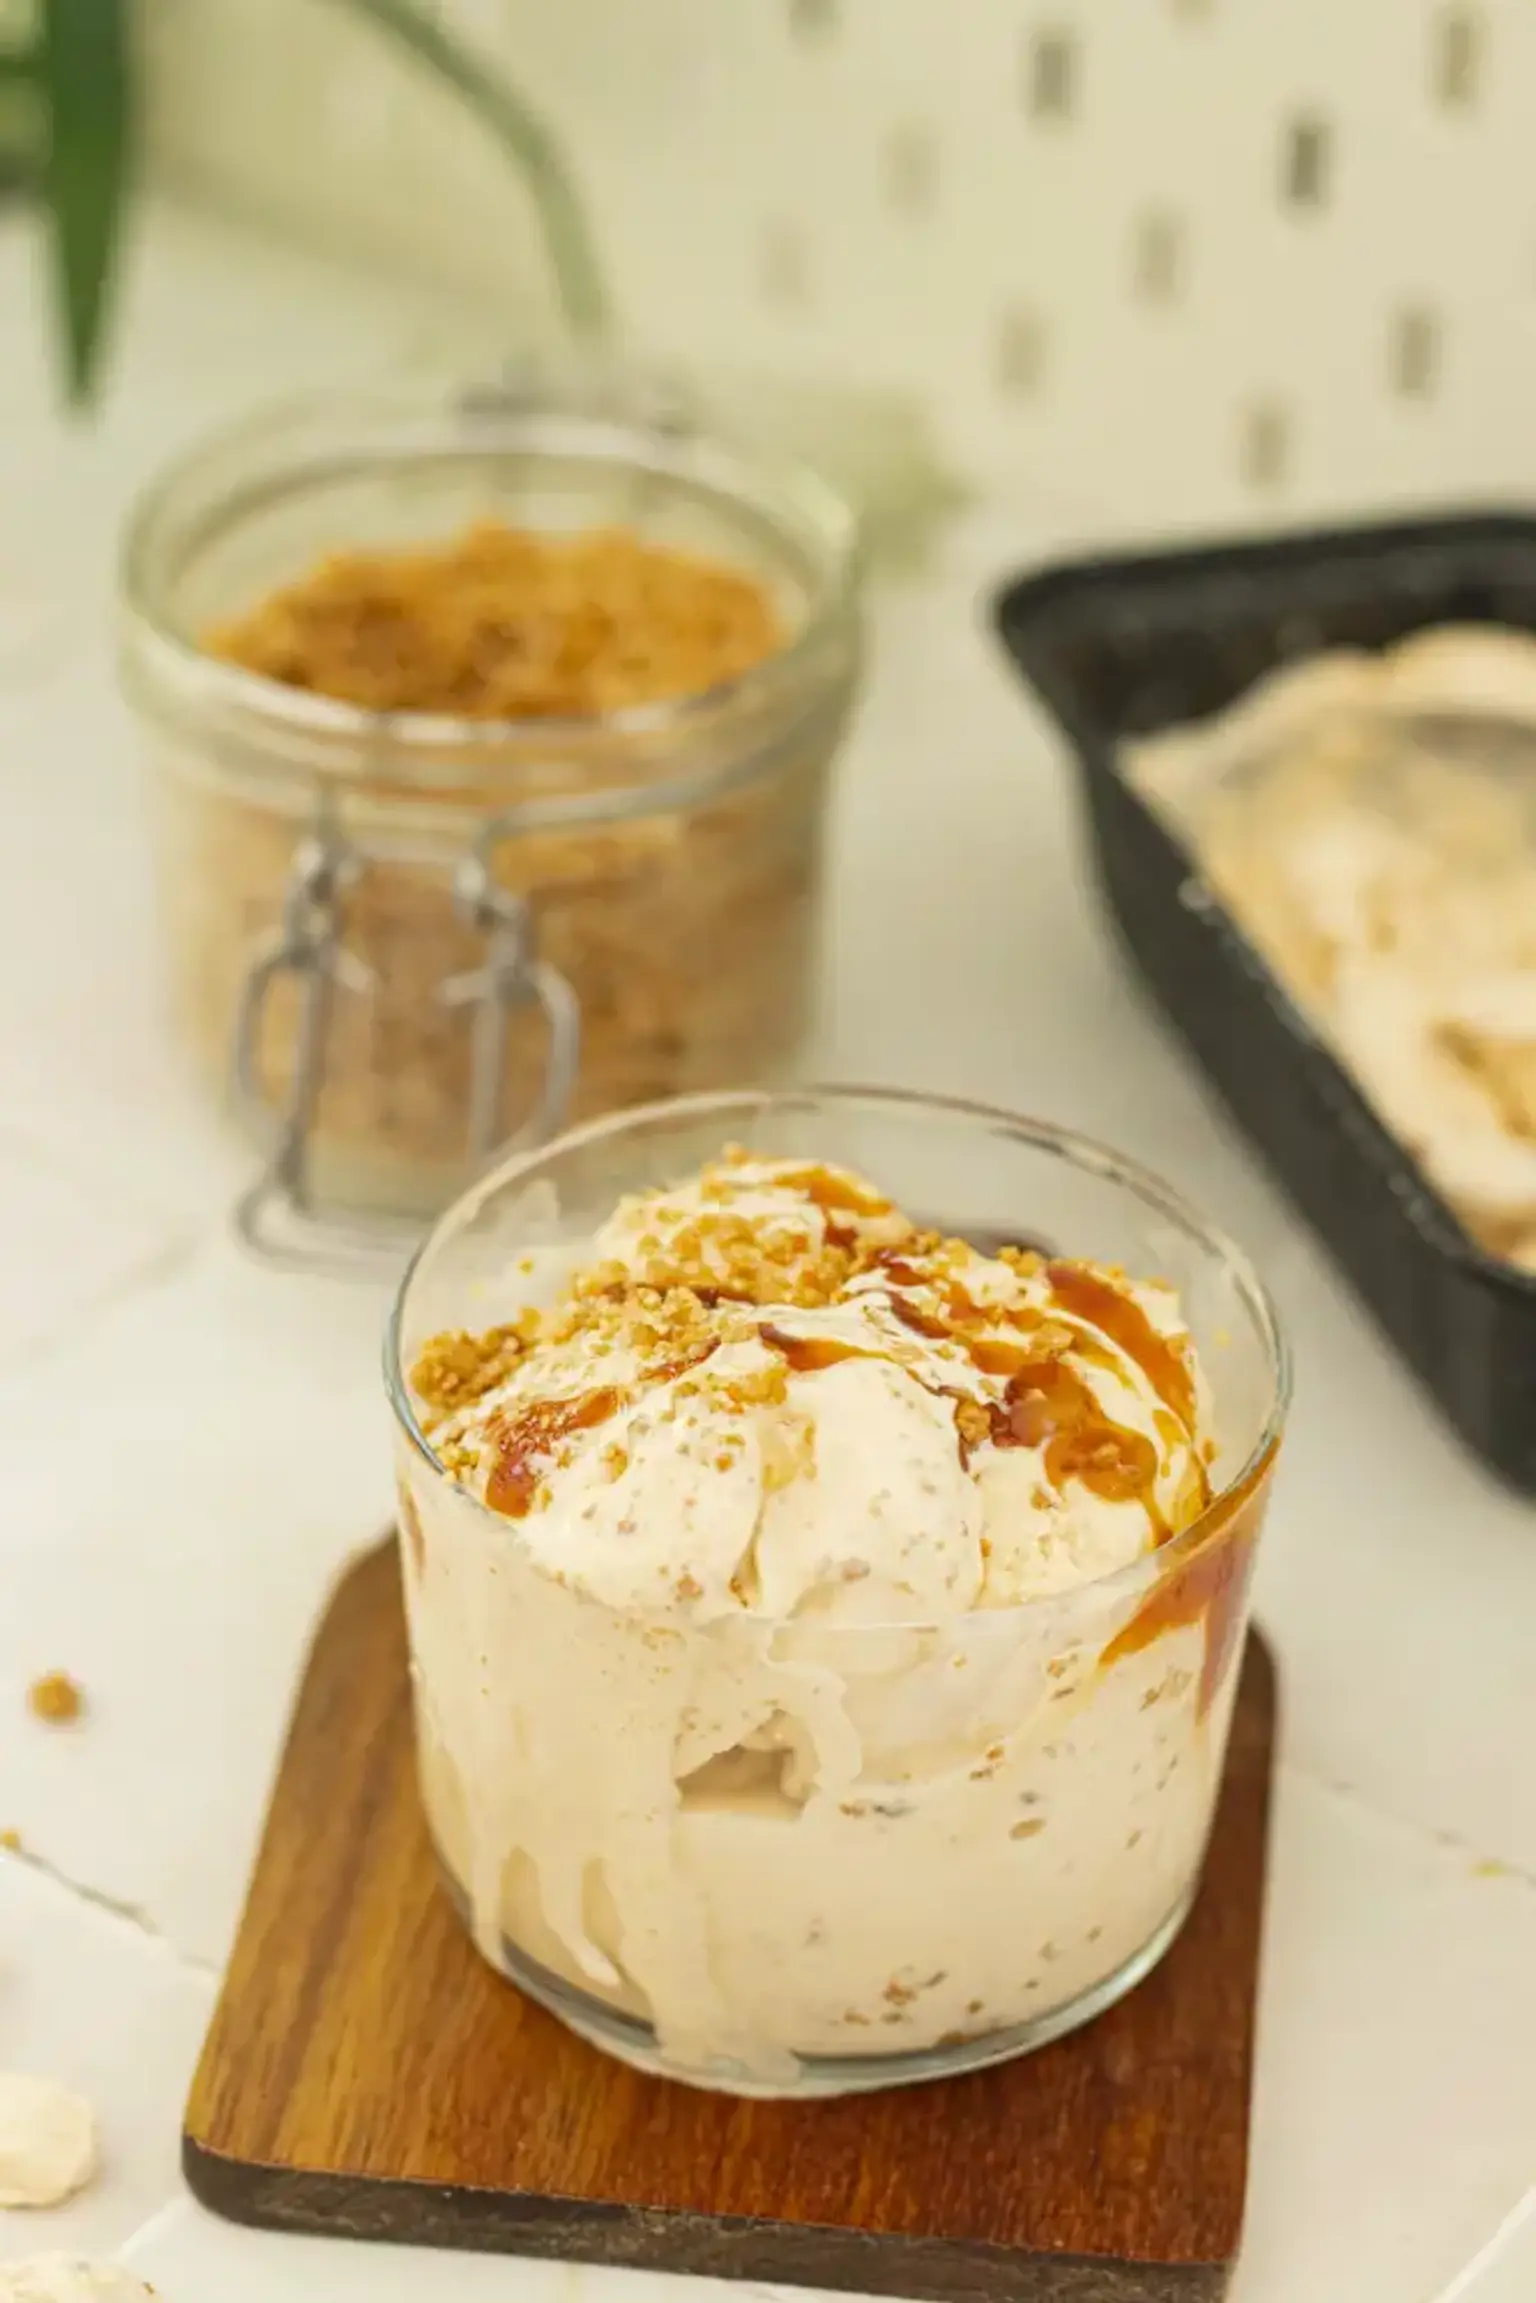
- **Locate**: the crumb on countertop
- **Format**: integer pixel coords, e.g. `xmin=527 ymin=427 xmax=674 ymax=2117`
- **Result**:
xmin=27 ymin=1673 xmax=84 ymax=1726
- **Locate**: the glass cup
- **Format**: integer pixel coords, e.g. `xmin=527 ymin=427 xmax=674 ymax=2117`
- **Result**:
xmin=385 ymin=1086 xmax=1289 ymax=2098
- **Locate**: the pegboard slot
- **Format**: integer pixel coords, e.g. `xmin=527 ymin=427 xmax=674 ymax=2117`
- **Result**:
xmin=787 ymin=0 xmax=838 ymax=41
xmin=1283 ymin=114 xmax=1331 ymax=210
xmin=1134 ymin=209 xmax=1184 ymax=304
xmin=1433 ymin=3 xmax=1481 ymax=108
xmin=997 ymin=305 xmax=1048 ymax=397
xmin=1025 ymin=27 xmax=1078 ymax=121
xmin=886 ymin=122 xmax=939 ymax=218
xmin=759 ymin=220 xmax=811 ymax=311
xmin=1241 ymin=401 xmax=1291 ymax=489
xmin=1392 ymin=305 xmax=1440 ymax=397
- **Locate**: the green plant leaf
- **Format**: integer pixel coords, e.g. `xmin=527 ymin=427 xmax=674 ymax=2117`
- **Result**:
xmin=0 ymin=44 xmax=43 ymax=192
xmin=326 ymin=0 xmax=610 ymax=343
xmin=40 ymin=0 xmax=132 ymax=405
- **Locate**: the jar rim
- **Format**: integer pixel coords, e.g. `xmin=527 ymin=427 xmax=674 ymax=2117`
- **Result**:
xmin=383 ymin=1082 xmax=1291 ymax=1630
xmin=119 ymin=377 xmax=863 ymax=788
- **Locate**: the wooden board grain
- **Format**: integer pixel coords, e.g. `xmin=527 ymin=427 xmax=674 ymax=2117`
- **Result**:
xmin=185 ymin=1541 xmax=1278 ymax=2303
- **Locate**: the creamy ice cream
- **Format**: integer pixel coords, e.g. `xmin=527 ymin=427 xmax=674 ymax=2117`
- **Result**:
xmin=1126 ymin=628 xmax=1536 ymax=1265
xmin=397 ymin=1151 xmax=1256 ymax=2092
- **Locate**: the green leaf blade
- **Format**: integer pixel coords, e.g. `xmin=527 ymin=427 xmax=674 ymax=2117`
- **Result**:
xmin=40 ymin=0 xmax=133 ymax=406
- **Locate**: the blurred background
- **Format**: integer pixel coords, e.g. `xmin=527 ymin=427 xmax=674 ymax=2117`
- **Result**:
xmin=152 ymin=0 xmax=1536 ymax=523
xmin=9 ymin=0 xmax=1533 ymax=524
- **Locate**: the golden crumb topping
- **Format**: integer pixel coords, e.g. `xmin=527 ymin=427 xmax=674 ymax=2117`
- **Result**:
xmin=409 ymin=1159 xmax=934 ymax=1433
xmin=406 ymin=1154 xmax=1201 ymax=1539
xmin=28 ymin=1671 xmax=84 ymax=1725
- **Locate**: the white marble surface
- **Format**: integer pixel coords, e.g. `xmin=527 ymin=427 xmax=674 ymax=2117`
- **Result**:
xmin=1 ymin=202 xmax=1534 ymax=2303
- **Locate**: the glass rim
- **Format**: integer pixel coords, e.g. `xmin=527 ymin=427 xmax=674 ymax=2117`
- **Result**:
xmin=383 ymin=1083 xmax=1292 ymax=1627
xmin=118 ymin=380 xmax=863 ymax=773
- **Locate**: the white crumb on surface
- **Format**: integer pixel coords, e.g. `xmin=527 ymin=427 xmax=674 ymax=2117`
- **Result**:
xmin=0 ymin=2264 xmax=157 ymax=2302
xmin=0 ymin=2074 xmax=98 ymax=2208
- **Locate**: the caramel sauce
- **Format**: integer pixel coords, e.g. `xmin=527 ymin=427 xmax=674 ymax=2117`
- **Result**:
xmin=886 ymin=1293 xmax=954 ymax=1344
xmin=945 ymin=1281 xmax=993 ymax=1328
xmin=759 ymin=1323 xmax=880 ymax=1374
xmin=967 ymin=1333 xmax=1036 ymax=1378
xmin=484 ymin=1386 xmax=624 ymax=1517
xmin=776 ymin=1165 xmax=894 ymax=1218
xmin=873 ymin=1254 xmax=930 ymax=1290
xmin=990 ymin=1360 xmax=1164 ymax=1520
xmin=1100 ymin=1443 xmax=1278 ymax=1715
xmin=871 ymin=1278 xmax=1171 ymax=1522
xmin=1045 ymin=1261 xmax=1196 ymax=1432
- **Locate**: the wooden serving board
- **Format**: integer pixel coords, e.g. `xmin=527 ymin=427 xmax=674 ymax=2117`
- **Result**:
xmin=185 ymin=1541 xmax=1278 ymax=2303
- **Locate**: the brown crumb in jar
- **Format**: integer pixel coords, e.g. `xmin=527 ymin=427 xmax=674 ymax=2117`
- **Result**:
xmin=204 ymin=523 xmax=786 ymax=720
xmin=28 ymin=1671 xmax=84 ymax=1725
xmin=1011 ymin=1818 xmax=1046 ymax=1840
xmin=168 ymin=541 xmax=837 ymax=1192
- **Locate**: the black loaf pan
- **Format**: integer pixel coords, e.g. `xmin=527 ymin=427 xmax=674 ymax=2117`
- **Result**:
xmin=993 ymin=511 xmax=1536 ymax=1496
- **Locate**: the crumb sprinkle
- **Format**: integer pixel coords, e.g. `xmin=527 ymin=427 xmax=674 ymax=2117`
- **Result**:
xmin=28 ymin=1672 xmax=84 ymax=1726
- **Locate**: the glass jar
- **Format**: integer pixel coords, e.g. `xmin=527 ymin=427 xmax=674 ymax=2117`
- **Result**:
xmin=119 ymin=374 xmax=861 ymax=1260
xmin=385 ymin=1086 xmax=1289 ymax=2099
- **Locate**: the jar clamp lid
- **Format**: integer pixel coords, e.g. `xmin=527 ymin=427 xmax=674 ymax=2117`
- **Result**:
xmin=121 ymin=363 xmax=862 ymax=1273
xmin=231 ymin=804 xmax=581 ymax=1272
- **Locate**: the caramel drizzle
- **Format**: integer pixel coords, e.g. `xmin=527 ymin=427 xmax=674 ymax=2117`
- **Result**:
xmin=990 ymin=1357 xmax=1164 ymax=1517
xmin=484 ymin=1387 xmax=624 ymax=1516
xmin=758 ymin=1323 xmax=882 ymax=1374
xmin=773 ymin=1165 xmax=895 ymax=1219
xmin=1101 ymin=1440 xmax=1278 ymax=1715
xmin=1045 ymin=1260 xmax=1197 ymax=1433
xmin=766 ymin=1261 xmax=1186 ymax=1532
xmin=480 ymin=1340 xmax=718 ymax=1519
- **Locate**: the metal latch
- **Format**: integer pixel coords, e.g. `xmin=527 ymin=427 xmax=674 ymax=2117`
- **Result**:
xmin=230 ymin=812 xmax=579 ymax=1273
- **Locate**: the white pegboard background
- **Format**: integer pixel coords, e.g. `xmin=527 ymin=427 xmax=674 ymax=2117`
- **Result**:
xmin=147 ymin=0 xmax=1536 ymax=529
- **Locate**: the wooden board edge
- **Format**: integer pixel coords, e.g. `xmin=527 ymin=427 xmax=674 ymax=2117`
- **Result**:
xmin=181 ymin=2134 xmax=1228 ymax=2302
xmin=182 ymin=1538 xmax=399 ymax=2150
